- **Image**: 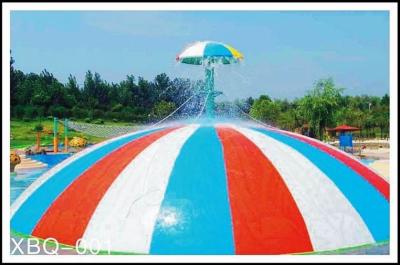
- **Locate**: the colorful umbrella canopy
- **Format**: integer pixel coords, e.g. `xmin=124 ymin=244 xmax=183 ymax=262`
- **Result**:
xmin=10 ymin=123 xmax=389 ymax=255
xmin=176 ymin=41 xmax=244 ymax=65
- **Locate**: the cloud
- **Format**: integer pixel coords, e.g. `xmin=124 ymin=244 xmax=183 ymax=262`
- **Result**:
xmin=83 ymin=11 xmax=191 ymax=37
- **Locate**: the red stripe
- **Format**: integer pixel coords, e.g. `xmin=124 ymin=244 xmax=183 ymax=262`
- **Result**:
xmin=277 ymin=129 xmax=389 ymax=201
xmin=216 ymin=127 xmax=313 ymax=254
xmin=32 ymin=127 xmax=178 ymax=246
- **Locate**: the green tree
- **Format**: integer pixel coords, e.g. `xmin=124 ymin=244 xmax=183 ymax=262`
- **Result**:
xmin=299 ymin=78 xmax=343 ymax=140
xmin=93 ymin=72 xmax=111 ymax=110
xmin=152 ymin=100 xmax=176 ymax=119
xmin=119 ymin=75 xmax=138 ymax=107
xmin=138 ymin=77 xmax=156 ymax=109
xmin=250 ymin=95 xmax=280 ymax=125
xmin=153 ymin=73 xmax=171 ymax=102
xmin=83 ymin=71 xmax=99 ymax=112
xmin=169 ymin=78 xmax=193 ymax=107
xmin=10 ymin=54 xmax=25 ymax=107
xmin=374 ymin=105 xmax=390 ymax=138
xmin=66 ymin=75 xmax=81 ymax=105
xmin=381 ymin=94 xmax=389 ymax=106
xmin=277 ymin=110 xmax=296 ymax=131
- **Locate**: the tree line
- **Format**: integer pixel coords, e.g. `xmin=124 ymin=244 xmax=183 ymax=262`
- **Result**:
xmin=11 ymin=57 xmax=389 ymax=140
xmin=243 ymin=78 xmax=390 ymax=140
xmin=11 ymin=56 xmax=203 ymax=123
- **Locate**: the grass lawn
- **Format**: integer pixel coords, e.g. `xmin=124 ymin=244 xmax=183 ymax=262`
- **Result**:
xmin=10 ymin=119 xmax=136 ymax=150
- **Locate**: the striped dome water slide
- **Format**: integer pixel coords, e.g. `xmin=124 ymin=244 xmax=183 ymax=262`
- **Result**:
xmin=10 ymin=123 xmax=389 ymax=254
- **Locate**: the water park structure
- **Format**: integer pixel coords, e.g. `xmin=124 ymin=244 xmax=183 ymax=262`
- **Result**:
xmin=52 ymin=118 xmax=70 ymax=153
xmin=176 ymin=41 xmax=244 ymax=118
xmin=10 ymin=41 xmax=389 ymax=255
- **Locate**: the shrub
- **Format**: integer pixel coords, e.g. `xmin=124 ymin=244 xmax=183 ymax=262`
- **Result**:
xmin=120 ymin=111 xmax=134 ymax=122
xmin=93 ymin=119 xmax=104 ymax=124
xmin=111 ymin=103 xmax=123 ymax=112
xmin=12 ymin=105 xmax=25 ymax=119
xmin=93 ymin=109 xmax=104 ymax=119
xmin=133 ymin=113 xmax=148 ymax=123
xmin=23 ymin=105 xmax=38 ymax=119
xmin=152 ymin=101 xmax=176 ymax=119
xmin=48 ymin=105 xmax=68 ymax=118
xmin=33 ymin=123 xmax=44 ymax=132
xmin=36 ymin=106 xmax=45 ymax=117
xmin=84 ymin=117 xmax=92 ymax=123
xmin=104 ymin=111 xmax=121 ymax=121
xmin=72 ymin=106 xmax=89 ymax=119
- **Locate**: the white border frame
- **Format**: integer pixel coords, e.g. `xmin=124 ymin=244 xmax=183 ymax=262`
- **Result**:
xmin=2 ymin=2 xmax=398 ymax=263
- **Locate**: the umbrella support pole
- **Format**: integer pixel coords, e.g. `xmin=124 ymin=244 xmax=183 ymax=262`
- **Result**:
xmin=205 ymin=67 xmax=215 ymax=119
xmin=53 ymin=117 xmax=58 ymax=153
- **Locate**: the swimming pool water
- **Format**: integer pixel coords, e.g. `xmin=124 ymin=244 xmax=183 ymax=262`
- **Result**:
xmin=10 ymin=153 xmax=71 ymax=204
xmin=11 ymin=169 xmax=47 ymax=204
xmin=359 ymin=158 xmax=376 ymax=165
xmin=28 ymin=153 xmax=72 ymax=167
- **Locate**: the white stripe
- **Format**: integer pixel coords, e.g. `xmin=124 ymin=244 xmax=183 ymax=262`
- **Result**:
xmin=178 ymin=41 xmax=209 ymax=58
xmin=80 ymin=124 xmax=199 ymax=253
xmin=10 ymin=126 xmax=165 ymax=218
xmin=231 ymin=125 xmax=375 ymax=251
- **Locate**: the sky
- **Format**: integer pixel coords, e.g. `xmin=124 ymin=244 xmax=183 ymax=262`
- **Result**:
xmin=10 ymin=11 xmax=389 ymax=101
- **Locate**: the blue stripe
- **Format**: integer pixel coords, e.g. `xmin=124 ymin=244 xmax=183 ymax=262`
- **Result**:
xmin=252 ymin=127 xmax=389 ymax=242
xmin=11 ymin=128 xmax=161 ymax=235
xmin=204 ymin=42 xmax=233 ymax=58
xmin=150 ymin=126 xmax=235 ymax=254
